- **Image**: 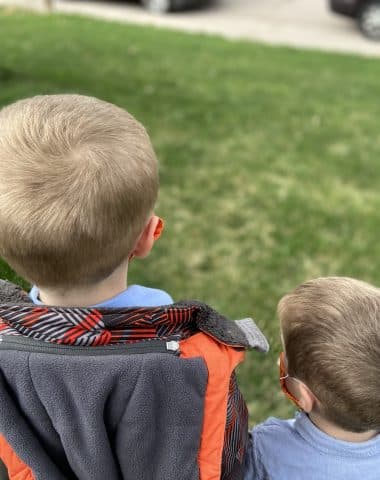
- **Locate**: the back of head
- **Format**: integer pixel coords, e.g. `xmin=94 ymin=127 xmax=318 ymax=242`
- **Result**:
xmin=0 ymin=95 xmax=158 ymax=287
xmin=279 ymin=277 xmax=380 ymax=433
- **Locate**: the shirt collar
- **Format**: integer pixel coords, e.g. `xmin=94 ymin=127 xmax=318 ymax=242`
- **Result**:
xmin=295 ymin=412 xmax=380 ymax=458
xmin=29 ymin=284 xmax=173 ymax=308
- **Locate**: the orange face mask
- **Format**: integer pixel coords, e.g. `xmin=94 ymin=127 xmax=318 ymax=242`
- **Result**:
xmin=279 ymin=352 xmax=303 ymax=410
xmin=129 ymin=217 xmax=164 ymax=261
xmin=153 ymin=217 xmax=164 ymax=240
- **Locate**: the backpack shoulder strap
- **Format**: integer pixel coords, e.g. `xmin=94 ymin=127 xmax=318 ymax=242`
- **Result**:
xmin=180 ymin=332 xmax=244 ymax=480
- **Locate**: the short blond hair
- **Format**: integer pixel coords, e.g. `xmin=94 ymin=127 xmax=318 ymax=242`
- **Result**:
xmin=0 ymin=95 xmax=158 ymax=287
xmin=279 ymin=277 xmax=380 ymax=433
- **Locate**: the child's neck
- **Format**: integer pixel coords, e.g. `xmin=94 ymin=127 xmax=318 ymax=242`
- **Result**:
xmin=309 ymin=410 xmax=378 ymax=443
xmin=38 ymin=262 xmax=129 ymax=307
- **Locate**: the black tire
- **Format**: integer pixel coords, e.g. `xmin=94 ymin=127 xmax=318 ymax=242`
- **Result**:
xmin=141 ymin=0 xmax=172 ymax=13
xmin=358 ymin=0 xmax=380 ymax=40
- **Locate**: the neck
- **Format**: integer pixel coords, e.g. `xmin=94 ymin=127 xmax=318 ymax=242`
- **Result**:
xmin=38 ymin=262 xmax=129 ymax=307
xmin=308 ymin=411 xmax=378 ymax=443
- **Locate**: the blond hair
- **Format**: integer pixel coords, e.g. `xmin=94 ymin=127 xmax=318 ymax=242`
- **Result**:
xmin=279 ymin=277 xmax=380 ymax=433
xmin=0 ymin=95 xmax=158 ymax=287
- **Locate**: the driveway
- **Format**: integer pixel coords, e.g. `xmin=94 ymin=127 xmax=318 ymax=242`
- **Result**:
xmin=4 ymin=0 xmax=380 ymax=56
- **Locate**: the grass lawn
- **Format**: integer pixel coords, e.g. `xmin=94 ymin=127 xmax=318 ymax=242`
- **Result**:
xmin=1 ymin=8 xmax=380 ymax=424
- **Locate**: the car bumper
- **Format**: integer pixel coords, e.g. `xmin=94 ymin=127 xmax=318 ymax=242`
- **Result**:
xmin=171 ymin=0 xmax=205 ymax=9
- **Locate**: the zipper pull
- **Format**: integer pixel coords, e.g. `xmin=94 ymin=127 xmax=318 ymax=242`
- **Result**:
xmin=166 ymin=340 xmax=180 ymax=354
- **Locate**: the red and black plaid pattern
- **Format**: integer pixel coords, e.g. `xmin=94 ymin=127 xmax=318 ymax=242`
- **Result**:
xmin=222 ymin=372 xmax=249 ymax=480
xmin=0 ymin=304 xmax=198 ymax=345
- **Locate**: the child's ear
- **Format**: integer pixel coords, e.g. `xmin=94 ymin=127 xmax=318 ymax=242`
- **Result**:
xmin=298 ymin=383 xmax=318 ymax=413
xmin=131 ymin=215 xmax=162 ymax=259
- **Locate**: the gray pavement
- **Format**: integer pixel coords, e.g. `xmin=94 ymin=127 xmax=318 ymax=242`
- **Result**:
xmin=2 ymin=0 xmax=380 ymax=57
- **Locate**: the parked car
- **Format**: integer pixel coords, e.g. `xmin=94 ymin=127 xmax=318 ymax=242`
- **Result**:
xmin=141 ymin=0 xmax=206 ymax=13
xmin=329 ymin=0 xmax=380 ymax=40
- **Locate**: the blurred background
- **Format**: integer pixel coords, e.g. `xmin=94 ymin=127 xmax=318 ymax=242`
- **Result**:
xmin=0 ymin=0 xmax=380 ymax=424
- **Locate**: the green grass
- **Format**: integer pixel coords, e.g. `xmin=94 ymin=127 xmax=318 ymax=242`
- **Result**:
xmin=1 ymin=8 xmax=380 ymax=423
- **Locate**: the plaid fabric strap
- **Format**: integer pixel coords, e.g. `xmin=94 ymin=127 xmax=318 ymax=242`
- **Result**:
xmin=222 ymin=373 xmax=248 ymax=480
xmin=0 ymin=304 xmax=198 ymax=345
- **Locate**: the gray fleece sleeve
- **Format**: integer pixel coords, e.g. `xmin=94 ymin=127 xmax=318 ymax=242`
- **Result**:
xmin=0 ymin=460 xmax=8 ymax=480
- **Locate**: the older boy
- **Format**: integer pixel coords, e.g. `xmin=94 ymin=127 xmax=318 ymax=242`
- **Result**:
xmin=0 ymin=95 xmax=268 ymax=480
xmin=245 ymin=277 xmax=380 ymax=480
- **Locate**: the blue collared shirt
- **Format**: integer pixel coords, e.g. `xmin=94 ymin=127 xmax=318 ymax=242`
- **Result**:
xmin=244 ymin=412 xmax=380 ymax=480
xmin=29 ymin=284 xmax=173 ymax=308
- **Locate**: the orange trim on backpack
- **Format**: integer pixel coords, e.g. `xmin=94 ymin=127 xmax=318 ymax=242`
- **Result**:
xmin=0 ymin=435 xmax=35 ymax=480
xmin=180 ymin=332 xmax=245 ymax=480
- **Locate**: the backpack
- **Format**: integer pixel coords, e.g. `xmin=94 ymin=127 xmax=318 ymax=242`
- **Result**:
xmin=0 ymin=281 xmax=268 ymax=480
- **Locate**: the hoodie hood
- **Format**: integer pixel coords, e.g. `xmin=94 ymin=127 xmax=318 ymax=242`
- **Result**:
xmin=0 ymin=280 xmax=269 ymax=352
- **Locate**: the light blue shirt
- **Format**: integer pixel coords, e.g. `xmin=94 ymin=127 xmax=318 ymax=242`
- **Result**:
xmin=29 ymin=284 xmax=173 ymax=308
xmin=245 ymin=412 xmax=380 ymax=480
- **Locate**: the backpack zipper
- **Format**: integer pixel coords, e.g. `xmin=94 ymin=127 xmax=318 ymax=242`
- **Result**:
xmin=0 ymin=335 xmax=180 ymax=356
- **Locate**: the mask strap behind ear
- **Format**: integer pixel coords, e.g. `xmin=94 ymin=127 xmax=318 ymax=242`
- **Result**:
xmin=129 ymin=217 xmax=164 ymax=261
xmin=153 ymin=217 xmax=164 ymax=240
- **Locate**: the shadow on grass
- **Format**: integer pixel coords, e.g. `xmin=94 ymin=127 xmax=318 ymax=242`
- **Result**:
xmin=0 ymin=66 xmax=18 ymax=82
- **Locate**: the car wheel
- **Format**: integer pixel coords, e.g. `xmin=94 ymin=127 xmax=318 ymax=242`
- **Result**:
xmin=358 ymin=0 xmax=380 ymax=40
xmin=141 ymin=0 xmax=172 ymax=13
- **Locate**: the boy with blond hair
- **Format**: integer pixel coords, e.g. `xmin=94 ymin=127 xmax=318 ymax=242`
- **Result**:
xmin=245 ymin=277 xmax=380 ymax=480
xmin=0 ymin=94 xmax=268 ymax=480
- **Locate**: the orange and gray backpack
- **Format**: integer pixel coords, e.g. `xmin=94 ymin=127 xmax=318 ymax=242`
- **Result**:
xmin=0 ymin=280 xmax=268 ymax=480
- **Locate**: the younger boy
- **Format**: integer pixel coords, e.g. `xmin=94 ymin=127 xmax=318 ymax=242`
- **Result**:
xmin=0 ymin=94 xmax=268 ymax=480
xmin=245 ymin=277 xmax=380 ymax=480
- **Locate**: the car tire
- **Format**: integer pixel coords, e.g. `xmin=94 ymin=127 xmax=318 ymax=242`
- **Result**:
xmin=141 ymin=0 xmax=172 ymax=13
xmin=358 ymin=0 xmax=380 ymax=40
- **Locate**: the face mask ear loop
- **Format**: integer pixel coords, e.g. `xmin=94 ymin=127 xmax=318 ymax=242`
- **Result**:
xmin=279 ymin=352 xmax=304 ymax=410
xmin=153 ymin=217 xmax=164 ymax=240
xmin=128 ymin=217 xmax=164 ymax=263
